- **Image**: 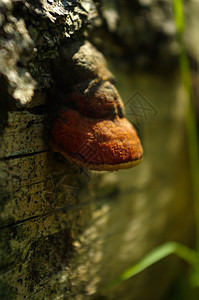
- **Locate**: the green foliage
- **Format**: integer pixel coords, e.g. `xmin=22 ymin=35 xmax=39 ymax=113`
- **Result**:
xmin=104 ymin=242 xmax=199 ymax=289
xmin=173 ymin=0 xmax=185 ymax=34
xmin=173 ymin=0 xmax=199 ymax=244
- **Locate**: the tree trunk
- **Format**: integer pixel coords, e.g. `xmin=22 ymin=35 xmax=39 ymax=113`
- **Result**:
xmin=0 ymin=0 xmax=196 ymax=299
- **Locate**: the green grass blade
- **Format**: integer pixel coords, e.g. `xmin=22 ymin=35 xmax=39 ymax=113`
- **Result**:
xmin=104 ymin=242 xmax=199 ymax=289
xmin=173 ymin=0 xmax=185 ymax=34
xmin=173 ymin=0 xmax=199 ymax=249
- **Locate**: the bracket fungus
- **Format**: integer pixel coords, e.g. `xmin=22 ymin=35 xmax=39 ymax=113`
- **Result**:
xmin=51 ymin=41 xmax=143 ymax=171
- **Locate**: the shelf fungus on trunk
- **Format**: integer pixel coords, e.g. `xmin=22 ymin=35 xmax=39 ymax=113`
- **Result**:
xmin=50 ymin=40 xmax=143 ymax=171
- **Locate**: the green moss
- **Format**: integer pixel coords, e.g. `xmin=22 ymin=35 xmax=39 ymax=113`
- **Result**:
xmin=0 ymin=281 xmax=16 ymax=300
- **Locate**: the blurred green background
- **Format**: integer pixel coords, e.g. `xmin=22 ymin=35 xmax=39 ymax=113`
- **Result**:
xmin=91 ymin=0 xmax=199 ymax=299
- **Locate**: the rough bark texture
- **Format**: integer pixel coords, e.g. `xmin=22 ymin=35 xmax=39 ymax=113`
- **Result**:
xmin=0 ymin=0 xmax=197 ymax=299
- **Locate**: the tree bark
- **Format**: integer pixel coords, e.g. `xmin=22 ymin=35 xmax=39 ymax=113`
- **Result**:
xmin=0 ymin=0 xmax=196 ymax=299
